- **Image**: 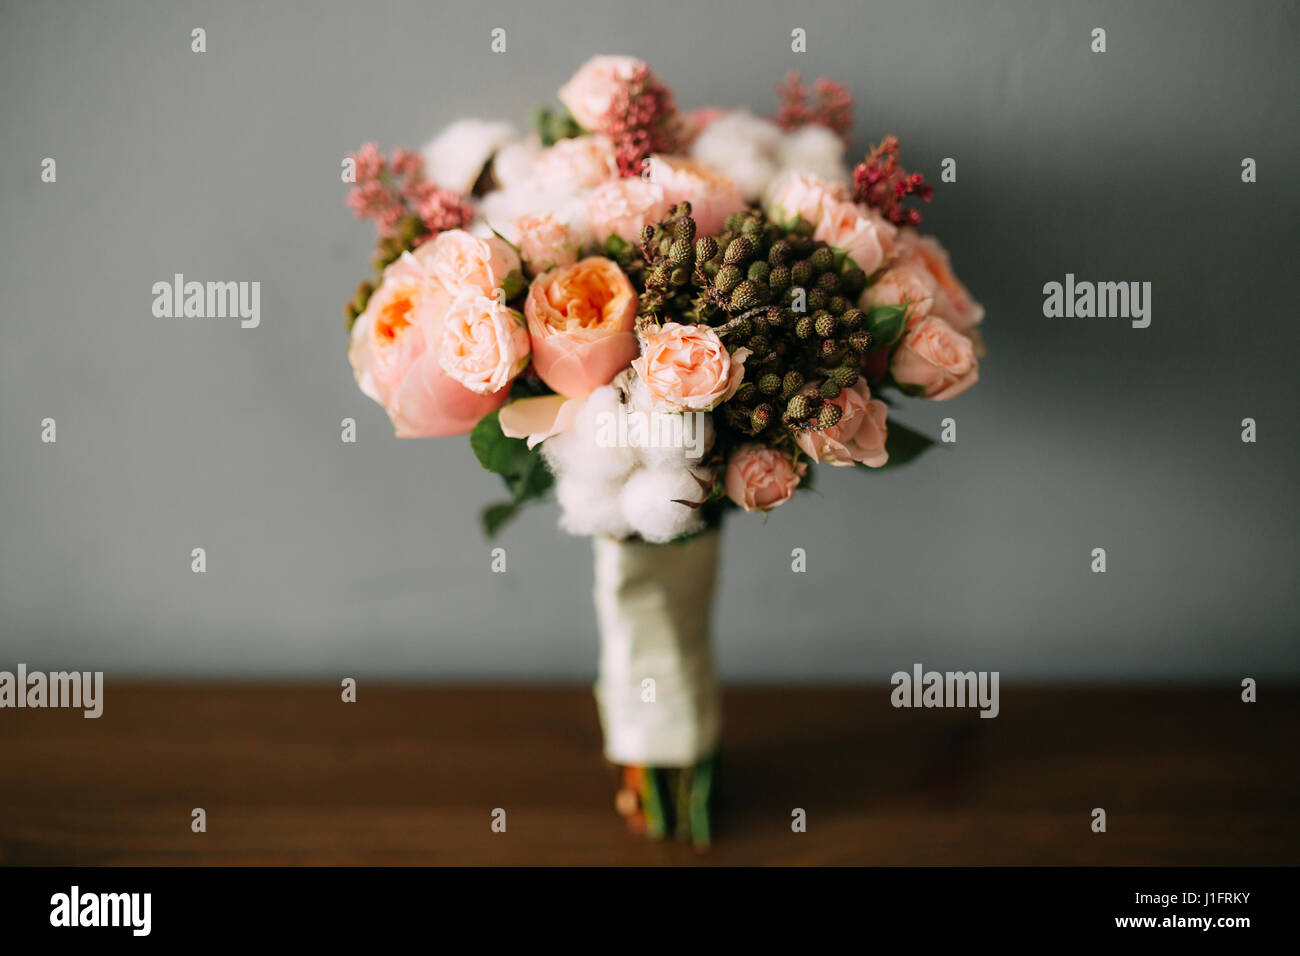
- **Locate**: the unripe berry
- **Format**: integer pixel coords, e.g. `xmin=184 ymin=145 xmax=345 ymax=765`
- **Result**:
xmin=724 ymin=236 xmax=753 ymax=264
xmin=817 ymin=403 xmax=843 ymax=428
xmin=831 ymin=365 xmax=859 ymax=388
xmin=810 ymin=247 xmax=835 ymax=272
xmin=715 ymin=264 xmax=743 ymax=294
xmin=841 ymin=267 xmax=867 ymax=296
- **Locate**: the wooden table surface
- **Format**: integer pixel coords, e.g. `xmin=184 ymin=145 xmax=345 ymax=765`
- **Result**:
xmin=1 ymin=683 xmax=1295 ymax=866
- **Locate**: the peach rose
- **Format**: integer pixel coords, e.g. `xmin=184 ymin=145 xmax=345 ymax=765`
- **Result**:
xmin=631 ymin=321 xmax=750 ymax=412
xmin=725 ymin=444 xmax=806 ymax=512
xmin=587 ymin=178 xmax=670 ymax=244
xmin=814 ymin=200 xmax=897 ymax=275
xmin=558 ymin=55 xmax=645 ymax=132
xmin=648 ymin=155 xmax=747 ymax=236
xmin=894 ymin=232 xmax=984 ymax=334
xmin=524 ymin=257 xmax=639 ymax=398
xmin=763 ymin=169 xmax=848 ymax=229
xmin=512 ymin=212 xmax=579 ymax=273
xmin=438 ymin=293 xmax=531 ymax=395
xmin=423 ymin=229 xmax=520 ymax=298
xmin=533 ymin=135 xmax=619 ymax=188
xmin=861 ymin=264 xmax=933 ymax=324
xmin=793 ymin=381 xmax=889 ymax=467
xmin=348 ymin=250 xmax=508 ymax=437
xmin=890 ymin=315 xmax=979 ymax=400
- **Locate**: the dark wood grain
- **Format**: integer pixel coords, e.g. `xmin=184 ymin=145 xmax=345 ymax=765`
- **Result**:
xmin=1 ymin=684 xmax=1295 ymax=865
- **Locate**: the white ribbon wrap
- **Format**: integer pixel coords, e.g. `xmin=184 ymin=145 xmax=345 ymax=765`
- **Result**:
xmin=592 ymin=530 xmax=722 ymax=767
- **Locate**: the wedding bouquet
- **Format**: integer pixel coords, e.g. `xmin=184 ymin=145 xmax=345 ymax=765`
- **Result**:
xmin=340 ymin=56 xmax=985 ymax=846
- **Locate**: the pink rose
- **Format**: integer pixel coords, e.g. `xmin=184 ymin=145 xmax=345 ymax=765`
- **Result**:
xmin=631 ymin=321 xmax=750 ymax=412
xmin=793 ymin=381 xmax=889 ymax=467
xmin=524 ymin=257 xmax=639 ymax=398
xmin=423 ymin=229 xmax=520 ymax=297
xmin=861 ymin=264 xmax=933 ymax=324
xmin=648 ymin=155 xmax=747 ymax=236
xmin=587 ymin=178 xmax=670 ymax=244
xmin=558 ymin=55 xmax=645 ymax=132
xmin=438 ymin=293 xmax=531 ymax=395
xmin=894 ymin=232 xmax=984 ymax=334
xmin=533 ymin=135 xmax=619 ymax=188
xmin=725 ymin=444 xmax=806 ymax=512
xmin=764 ymin=169 xmax=848 ymax=229
xmin=512 ymin=212 xmax=579 ymax=273
xmin=348 ymin=251 xmax=508 ymax=437
xmin=889 ymin=315 xmax=979 ymax=400
xmin=814 ymin=200 xmax=897 ymax=275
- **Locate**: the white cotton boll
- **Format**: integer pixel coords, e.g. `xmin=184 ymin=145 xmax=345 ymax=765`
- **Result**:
xmin=421 ymin=120 xmax=518 ymax=194
xmin=635 ymin=410 xmax=715 ymax=468
xmin=491 ymin=136 xmax=543 ymax=189
xmin=620 ymin=466 xmax=709 ymax=544
xmin=556 ymin=475 xmax=633 ymax=539
xmin=622 ymin=375 xmax=713 ymax=467
xmin=690 ymin=110 xmax=784 ymax=201
xmin=541 ymin=385 xmax=637 ymax=484
xmin=777 ymin=125 xmax=851 ymax=185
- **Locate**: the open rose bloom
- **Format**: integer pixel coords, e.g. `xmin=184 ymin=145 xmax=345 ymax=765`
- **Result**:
xmin=338 ymin=55 xmax=987 ymax=847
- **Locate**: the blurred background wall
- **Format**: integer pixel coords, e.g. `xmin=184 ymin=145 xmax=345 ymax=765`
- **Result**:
xmin=1 ymin=0 xmax=1296 ymax=680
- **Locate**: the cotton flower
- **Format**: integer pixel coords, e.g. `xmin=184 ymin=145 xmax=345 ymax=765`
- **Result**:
xmin=421 ymin=119 xmax=517 ymax=193
xmin=556 ymin=474 xmax=634 ymax=539
xmin=619 ymin=466 xmax=709 ymax=544
xmin=776 ymin=124 xmax=850 ymax=184
xmin=491 ymin=136 xmax=543 ymax=190
xmin=541 ymin=384 xmax=637 ymax=484
xmin=689 ymin=110 xmax=784 ymax=201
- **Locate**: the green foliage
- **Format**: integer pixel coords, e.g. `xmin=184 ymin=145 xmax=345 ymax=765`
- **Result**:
xmin=470 ymin=410 xmax=555 ymax=535
xmin=865 ymin=305 xmax=908 ymax=349
xmin=533 ymin=106 xmax=582 ymax=146
xmin=879 ymin=421 xmax=936 ymax=468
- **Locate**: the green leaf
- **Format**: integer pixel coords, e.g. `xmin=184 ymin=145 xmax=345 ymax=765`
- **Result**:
xmin=469 ymin=409 xmax=555 ymax=505
xmin=481 ymin=501 xmax=519 ymax=536
xmin=866 ymin=305 xmax=908 ymax=349
xmin=504 ymin=446 xmax=554 ymax=502
xmin=880 ymin=421 xmax=937 ymax=469
xmin=469 ymin=411 xmax=517 ymax=474
xmin=500 ymin=269 xmax=527 ymax=302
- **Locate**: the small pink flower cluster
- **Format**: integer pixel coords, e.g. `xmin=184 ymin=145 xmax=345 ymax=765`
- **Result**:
xmin=773 ymin=71 xmax=854 ymax=142
xmin=559 ymin=56 xmax=684 ymax=178
xmin=852 ymin=135 xmax=934 ymax=228
xmin=346 ymin=142 xmax=473 ymax=242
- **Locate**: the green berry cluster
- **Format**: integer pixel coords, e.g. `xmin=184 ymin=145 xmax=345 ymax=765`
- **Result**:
xmin=635 ymin=206 xmax=876 ymax=443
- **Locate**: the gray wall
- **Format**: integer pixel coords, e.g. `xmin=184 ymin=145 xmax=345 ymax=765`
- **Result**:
xmin=1 ymin=0 xmax=1296 ymax=681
